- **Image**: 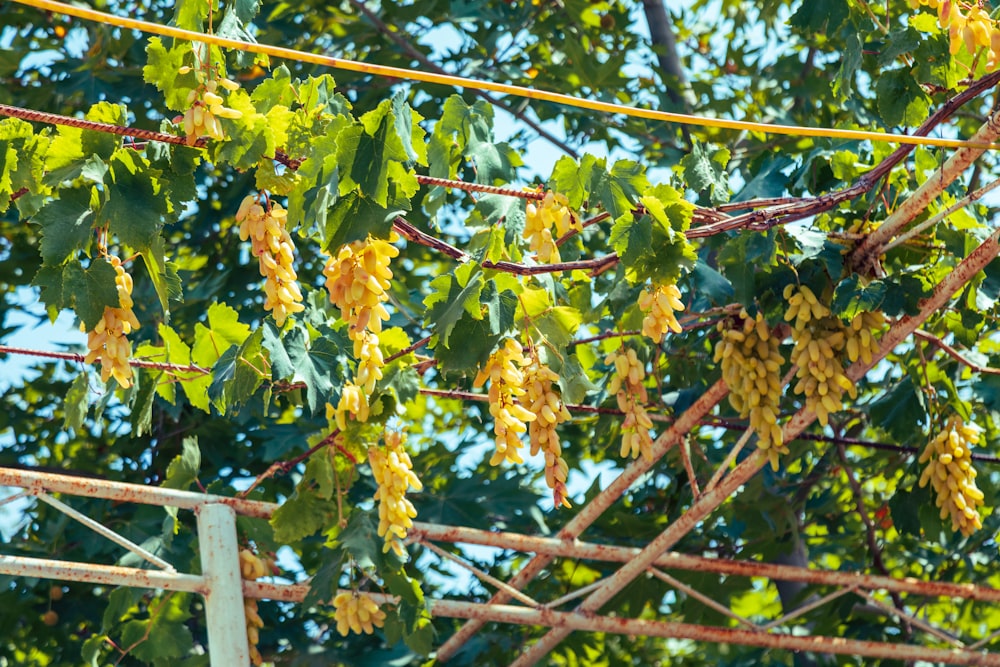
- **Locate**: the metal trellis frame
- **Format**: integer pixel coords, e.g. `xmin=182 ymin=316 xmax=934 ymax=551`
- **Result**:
xmin=2 ymin=466 xmax=1000 ymax=665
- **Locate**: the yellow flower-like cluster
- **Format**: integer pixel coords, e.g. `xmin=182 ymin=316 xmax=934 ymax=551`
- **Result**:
xmin=239 ymin=548 xmax=272 ymax=666
xmin=323 ymin=235 xmax=399 ymax=429
xmin=909 ymin=1 xmax=1000 ymax=67
xmin=369 ymin=429 xmax=423 ymax=556
xmin=83 ymin=256 xmax=140 ymax=389
xmin=330 ymin=383 xmax=370 ymax=431
xmin=236 ymin=195 xmax=305 ymax=327
xmin=521 ymin=357 xmax=572 ymax=508
xmin=332 ymin=591 xmax=386 ymax=637
xmin=176 ymin=66 xmax=242 ymax=145
xmin=919 ymin=415 xmax=985 ymax=536
xmin=638 ymin=283 xmax=685 ymax=343
xmin=844 ymin=311 xmax=884 ymax=365
xmin=784 ymin=285 xmax=856 ymax=427
xmin=473 ymin=338 xmax=536 ymax=466
xmin=714 ymin=310 xmax=786 ymax=470
xmin=523 ymin=190 xmax=580 ymax=263
xmin=606 ymin=347 xmax=654 ymax=461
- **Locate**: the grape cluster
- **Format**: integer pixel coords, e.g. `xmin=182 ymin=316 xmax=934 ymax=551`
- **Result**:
xmin=714 ymin=310 xmax=786 ymax=469
xmin=239 ymin=548 xmax=272 ymax=666
xmin=523 ymin=190 xmax=580 ymax=263
xmin=919 ymin=415 xmax=985 ymax=536
xmin=606 ymin=347 xmax=654 ymax=461
xmin=83 ymin=256 xmax=140 ymax=389
xmin=638 ymin=283 xmax=685 ymax=343
xmin=369 ymin=430 xmax=423 ymax=557
xmin=332 ymin=591 xmax=386 ymax=637
xmin=784 ymin=285 xmax=856 ymax=427
xmin=914 ymin=1 xmax=1000 ymax=64
xmin=844 ymin=311 xmax=884 ymax=365
xmin=175 ymin=66 xmax=242 ymax=145
xmin=236 ymin=195 xmax=305 ymax=327
xmin=323 ymin=235 xmax=399 ymax=428
xmin=520 ymin=356 xmax=572 ymax=508
xmin=473 ymin=338 xmax=536 ymax=466
xmin=331 ymin=383 xmax=370 ymax=431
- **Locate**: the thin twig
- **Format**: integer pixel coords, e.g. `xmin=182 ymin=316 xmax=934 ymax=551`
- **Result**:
xmin=836 ymin=442 xmax=912 ymax=640
xmin=914 ymin=329 xmax=1000 ymax=376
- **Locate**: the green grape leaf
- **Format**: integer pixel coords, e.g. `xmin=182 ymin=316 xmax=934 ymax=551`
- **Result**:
xmin=262 ymin=323 xmax=345 ymax=414
xmin=64 ymin=259 xmax=121 ymax=331
xmin=119 ymin=593 xmax=194 ymax=662
xmin=62 ymin=373 xmax=90 ymax=432
xmin=534 ymin=306 xmax=583 ymax=348
xmin=391 ymin=90 xmax=428 ymax=166
xmin=129 ymin=370 xmax=158 ymax=437
xmin=789 ymin=0 xmax=849 ymax=32
xmin=163 ymin=437 xmax=201 ymax=492
xmin=143 ymin=38 xmax=196 ymax=111
xmin=691 ymin=260 xmax=734 ymax=305
xmin=876 ymin=68 xmax=930 ymax=127
xmin=207 ymin=327 xmax=265 ymax=413
xmin=172 ymin=0 xmax=209 ymax=31
xmin=336 ymin=511 xmax=385 ymax=570
xmin=0 ymin=118 xmax=49 ymax=214
xmin=433 ymin=315 xmax=502 ymax=374
xmin=211 ymin=89 xmax=281 ymax=171
xmin=832 ymin=276 xmax=887 ymax=319
xmin=82 ymin=102 xmax=127 ymax=160
xmin=610 ymin=185 xmax=695 ymax=284
xmin=140 ymin=236 xmax=182 ymax=323
xmin=192 ymin=301 xmax=251 ymax=366
xmin=324 ymin=191 xmax=402 ymax=251
xmin=471 ymin=194 xmax=526 ymax=246
xmin=286 ymin=128 xmax=346 ymax=235
xmin=424 ymin=262 xmax=485 ymax=347
xmin=337 ymin=99 xmax=418 ymax=206
xmin=480 ymin=278 xmax=518 ymax=337
xmin=100 ymin=149 xmax=168 ymax=251
xmin=271 ymin=486 xmax=337 ymax=544
xmin=158 ymin=323 xmax=211 ymax=412
xmin=32 ymin=187 xmax=96 ymax=266
xmin=680 ymin=140 xmax=731 ymax=205
xmin=146 ymin=141 xmax=201 ymax=216
xmin=718 ymin=230 xmax=777 ymax=307
xmin=549 ymin=155 xmax=589 ymax=209
xmin=556 ymin=353 xmax=598 ymax=404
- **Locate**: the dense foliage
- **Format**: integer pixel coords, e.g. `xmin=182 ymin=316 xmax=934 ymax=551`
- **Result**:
xmin=3 ymin=0 xmax=1000 ymax=664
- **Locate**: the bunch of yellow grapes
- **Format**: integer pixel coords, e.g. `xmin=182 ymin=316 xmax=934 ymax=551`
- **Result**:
xmin=910 ymin=1 xmax=1000 ymax=66
xmin=520 ymin=355 xmax=572 ymax=508
xmin=844 ymin=311 xmax=884 ymax=365
xmin=918 ymin=415 xmax=985 ymax=536
xmin=238 ymin=548 xmax=272 ymax=666
xmin=175 ymin=65 xmax=242 ymax=144
xmin=784 ymin=285 xmax=856 ymax=427
xmin=323 ymin=234 xmax=400 ymax=428
xmin=236 ymin=195 xmax=305 ymax=327
xmin=83 ymin=256 xmax=140 ymax=389
xmin=606 ymin=347 xmax=654 ymax=461
xmin=332 ymin=591 xmax=386 ymax=637
xmin=369 ymin=430 xmax=423 ymax=557
xmin=523 ymin=190 xmax=580 ymax=263
xmin=473 ymin=338 xmax=536 ymax=466
xmin=638 ymin=283 xmax=685 ymax=343
xmin=714 ymin=310 xmax=786 ymax=469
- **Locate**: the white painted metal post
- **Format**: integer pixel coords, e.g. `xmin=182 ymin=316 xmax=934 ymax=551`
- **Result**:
xmin=197 ymin=502 xmax=250 ymax=665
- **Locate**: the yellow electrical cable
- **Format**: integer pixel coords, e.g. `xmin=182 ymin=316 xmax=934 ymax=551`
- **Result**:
xmin=13 ymin=0 xmax=1000 ymax=151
